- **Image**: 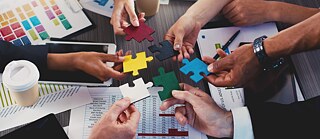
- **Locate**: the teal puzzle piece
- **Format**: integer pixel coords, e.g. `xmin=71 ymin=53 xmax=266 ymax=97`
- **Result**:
xmin=152 ymin=67 xmax=180 ymax=101
xmin=180 ymin=58 xmax=210 ymax=83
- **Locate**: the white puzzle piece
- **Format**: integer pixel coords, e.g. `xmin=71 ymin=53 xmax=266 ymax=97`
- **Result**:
xmin=119 ymin=78 xmax=153 ymax=103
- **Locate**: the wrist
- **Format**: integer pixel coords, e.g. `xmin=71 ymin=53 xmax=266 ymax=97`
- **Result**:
xmin=266 ymin=1 xmax=282 ymax=22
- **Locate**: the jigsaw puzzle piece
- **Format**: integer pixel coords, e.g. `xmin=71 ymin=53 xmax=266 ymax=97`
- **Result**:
xmin=180 ymin=58 xmax=210 ymax=83
xmin=119 ymin=78 xmax=153 ymax=103
xmin=153 ymin=67 xmax=180 ymax=101
xmin=123 ymin=52 xmax=153 ymax=76
xmin=148 ymin=40 xmax=179 ymax=61
xmin=123 ymin=20 xmax=155 ymax=42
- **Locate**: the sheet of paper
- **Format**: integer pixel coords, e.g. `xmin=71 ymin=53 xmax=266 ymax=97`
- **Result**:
xmin=0 ymin=0 xmax=92 ymax=46
xmin=79 ymin=0 xmax=169 ymax=18
xmin=69 ymin=87 xmax=207 ymax=139
xmin=0 ymin=84 xmax=92 ymax=131
xmin=196 ymin=22 xmax=279 ymax=110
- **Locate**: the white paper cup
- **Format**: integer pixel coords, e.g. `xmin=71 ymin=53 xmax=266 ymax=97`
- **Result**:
xmin=136 ymin=0 xmax=160 ymax=17
xmin=2 ymin=60 xmax=40 ymax=106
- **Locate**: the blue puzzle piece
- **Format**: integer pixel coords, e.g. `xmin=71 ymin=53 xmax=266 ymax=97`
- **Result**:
xmin=180 ymin=58 xmax=210 ymax=83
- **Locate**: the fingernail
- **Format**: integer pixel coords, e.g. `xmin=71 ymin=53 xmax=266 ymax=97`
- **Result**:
xmin=174 ymin=44 xmax=181 ymax=50
xmin=118 ymin=56 xmax=125 ymax=61
xmin=172 ymin=90 xmax=178 ymax=96
xmin=133 ymin=20 xmax=139 ymax=26
xmin=123 ymin=97 xmax=131 ymax=102
xmin=207 ymin=65 xmax=213 ymax=72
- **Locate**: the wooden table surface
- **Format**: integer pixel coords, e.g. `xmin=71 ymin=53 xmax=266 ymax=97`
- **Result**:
xmin=1 ymin=0 xmax=320 ymax=138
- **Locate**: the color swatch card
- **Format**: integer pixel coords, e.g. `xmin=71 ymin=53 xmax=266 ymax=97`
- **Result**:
xmin=0 ymin=0 xmax=92 ymax=46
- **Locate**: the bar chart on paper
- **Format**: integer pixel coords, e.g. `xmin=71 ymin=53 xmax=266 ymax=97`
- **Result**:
xmin=68 ymin=88 xmax=205 ymax=139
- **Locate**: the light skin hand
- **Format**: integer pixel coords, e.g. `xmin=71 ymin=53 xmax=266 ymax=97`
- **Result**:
xmin=165 ymin=15 xmax=201 ymax=61
xmin=205 ymin=45 xmax=262 ymax=87
xmin=89 ymin=97 xmax=140 ymax=139
xmin=222 ymin=0 xmax=274 ymax=26
xmin=111 ymin=0 xmax=146 ymax=35
xmin=47 ymin=50 xmax=131 ymax=81
xmin=160 ymin=83 xmax=233 ymax=138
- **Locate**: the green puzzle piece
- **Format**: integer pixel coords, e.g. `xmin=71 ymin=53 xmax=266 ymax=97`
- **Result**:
xmin=152 ymin=67 xmax=180 ymax=101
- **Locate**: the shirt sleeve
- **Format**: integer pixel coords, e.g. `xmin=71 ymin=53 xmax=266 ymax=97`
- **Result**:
xmin=0 ymin=41 xmax=49 ymax=72
xmin=231 ymin=107 xmax=254 ymax=139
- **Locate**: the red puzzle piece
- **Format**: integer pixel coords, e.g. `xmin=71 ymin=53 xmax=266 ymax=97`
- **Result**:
xmin=124 ymin=20 xmax=155 ymax=43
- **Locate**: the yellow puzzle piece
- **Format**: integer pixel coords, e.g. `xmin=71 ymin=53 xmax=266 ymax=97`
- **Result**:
xmin=123 ymin=52 xmax=153 ymax=76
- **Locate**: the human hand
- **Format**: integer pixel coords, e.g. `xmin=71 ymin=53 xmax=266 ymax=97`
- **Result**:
xmin=160 ymin=83 xmax=233 ymax=138
xmin=165 ymin=15 xmax=202 ymax=61
xmin=111 ymin=0 xmax=146 ymax=35
xmin=89 ymin=97 xmax=140 ymax=139
xmin=222 ymin=0 xmax=274 ymax=26
xmin=73 ymin=50 xmax=130 ymax=81
xmin=205 ymin=44 xmax=262 ymax=87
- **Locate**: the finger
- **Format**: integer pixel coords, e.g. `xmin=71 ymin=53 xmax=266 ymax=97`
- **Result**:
xmin=138 ymin=12 xmax=146 ymax=21
xmin=205 ymin=73 xmax=234 ymax=87
xmin=160 ymin=97 xmax=185 ymax=111
xmin=100 ymin=54 xmax=125 ymax=63
xmin=182 ymin=46 xmax=190 ymax=59
xmin=171 ymin=90 xmax=201 ymax=107
xmin=118 ymin=112 xmax=128 ymax=123
xmin=216 ymin=48 xmax=228 ymax=58
xmin=207 ymin=58 xmax=234 ymax=73
xmin=186 ymin=46 xmax=194 ymax=54
xmin=126 ymin=105 xmax=140 ymax=127
xmin=104 ymin=67 xmax=126 ymax=80
xmin=106 ymin=97 xmax=131 ymax=121
xmin=125 ymin=1 xmax=139 ymax=26
xmin=175 ymin=106 xmax=188 ymax=126
xmin=202 ymin=56 xmax=216 ymax=64
xmin=177 ymin=49 xmax=184 ymax=62
xmin=111 ymin=5 xmax=125 ymax=35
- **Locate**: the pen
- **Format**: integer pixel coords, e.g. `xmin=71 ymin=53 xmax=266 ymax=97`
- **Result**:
xmin=213 ymin=30 xmax=241 ymax=60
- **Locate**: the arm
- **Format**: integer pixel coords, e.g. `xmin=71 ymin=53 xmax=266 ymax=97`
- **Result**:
xmin=223 ymin=0 xmax=320 ymax=26
xmin=247 ymin=96 xmax=320 ymax=138
xmin=0 ymin=41 xmax=48 ymax=72
xmin=205 ymin=12 xmax=320 ymax=87
xmin=165 ymin=0 xmax=231 ymax=61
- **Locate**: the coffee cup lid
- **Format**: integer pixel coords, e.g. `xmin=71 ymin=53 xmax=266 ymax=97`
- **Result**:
xmin=2 ymin=60 xmax=39 ymax=92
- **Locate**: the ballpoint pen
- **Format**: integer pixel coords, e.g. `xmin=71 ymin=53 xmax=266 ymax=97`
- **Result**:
xmin=213 ymin=30 xmax=241 ymax=60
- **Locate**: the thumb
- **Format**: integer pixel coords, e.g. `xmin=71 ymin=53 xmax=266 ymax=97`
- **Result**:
xmin=173 ymin=31 xmax=185 ymax=51
xmin=107 ymin=97 xmax=131 ymax=121
xmin=171 ymin=90 xmax=200 ymax=108
xmin=125 ymin=1 xmax=139 ymax=26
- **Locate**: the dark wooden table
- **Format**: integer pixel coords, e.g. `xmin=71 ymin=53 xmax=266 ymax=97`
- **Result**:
xmin=1 ymin=0 xmax=320 ymax=138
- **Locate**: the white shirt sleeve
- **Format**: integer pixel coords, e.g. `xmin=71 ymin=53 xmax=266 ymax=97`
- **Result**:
xmin=231 ymin=107 xmax=254 ymax=139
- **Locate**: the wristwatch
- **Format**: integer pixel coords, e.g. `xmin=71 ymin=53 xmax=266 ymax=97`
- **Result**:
xmin=253 ymin=35 xmax=285 ymax=71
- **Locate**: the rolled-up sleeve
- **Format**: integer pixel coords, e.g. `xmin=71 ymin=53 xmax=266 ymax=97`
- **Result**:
xmin=0 ymin=41 xmax=49 ymax=72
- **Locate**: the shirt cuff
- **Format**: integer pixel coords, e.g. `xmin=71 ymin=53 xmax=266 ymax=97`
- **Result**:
xmin=231 ymin=107 xmax=254 ymax=139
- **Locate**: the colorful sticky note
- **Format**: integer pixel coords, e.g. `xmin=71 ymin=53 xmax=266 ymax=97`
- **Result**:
xmin=39 ymin=31 xmax=49 ymax=40
xmin=55 ymin=10 xmax=62 ymax=15
xmin=58 ymin=14 xmax=66 ymax=20
xmin=19 ymin=13 xmax=26 ymax=20
xmin=22 ymin=20 xmax=32 ymax=30
xmin=16 ymin=7 xmax=22 ymax=13
xmin=62 ymin=19 xmax=72 ymax=30
xmin=32 ymin=1 xmax=38 ymax=7
xmin=21 ymin=36 xmax=31 ymax=45
xmin=14 ymin=29 xmax=26 ymax=38
xmin=30 ymin=16 xmax=41 ymax=26
xmin=22 ymin=4 xmax=32 ymax=12
xmin=11 ymin=22 xmax=21 ymax=30
xmin=4 ymin=34 xmax=16 ymax=42
xmin=52 ymin=5 xmax=59 ymax=11
xmin=28 ymin=29 xmax=38 ymax=40
xmin=3 ymin=13 xmax=8 ymax=20
xmin=53 ymin=18 xmax=59 ymax=26
xmin=49 ymin=0 xmax=56 ymax=5
xmin=13 ymin=39 xmax=23 ymax=46
xmin=35 ymin=25 xmax=45 ymax=33
xmin=7 ymin=11 xmax=14 ymax=18
xmin=0 ymin=26 xmax=13 ymax=37
xmin=9 ymin=18 xmax=18 ymax=24
xmin=215 ymin=43 xmax=221 ymax=49
xmin=45 ymin=10 xmax=55 ymax=20
xmin=39 ymin=0 xmax=46 ymax=6
xmin=0 ymin=15 xmax=3 ymax=22
xmin=27 ymin=11 xmax=35 ymax=17
xmin=1 ymin=21 xmax=9 ymax=27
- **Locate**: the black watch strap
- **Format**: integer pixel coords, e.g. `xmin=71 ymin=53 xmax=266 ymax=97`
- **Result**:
xmin=253 ymin=35 xmax=268 ymax=64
